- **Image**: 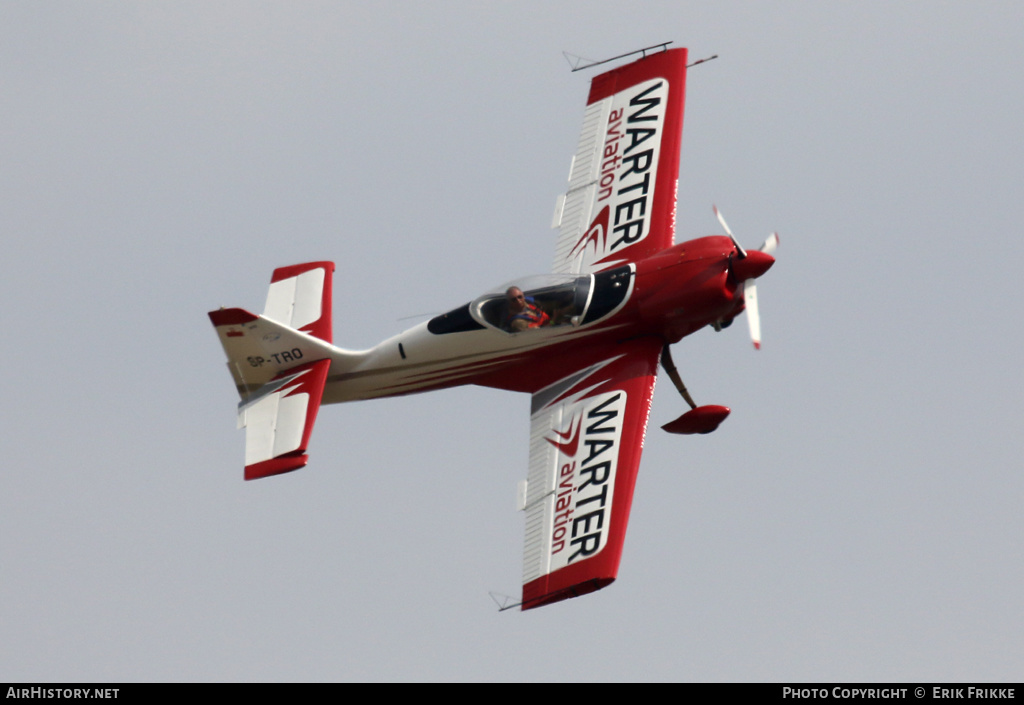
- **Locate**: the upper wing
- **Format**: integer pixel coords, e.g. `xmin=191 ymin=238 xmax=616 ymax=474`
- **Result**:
xmin=519 ymin=337 xmax=662 ymax=610
xmin=552 ymin=48 xmax=688 ymax=275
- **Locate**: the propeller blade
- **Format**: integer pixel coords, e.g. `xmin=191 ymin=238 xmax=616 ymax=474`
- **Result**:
xmin=713 ymin=205 xmax=746 ymax=258
xmin=713 ymin=207 xmax=775 ymax=349
xmin=744 ymin=279 xmax=761 ymax=350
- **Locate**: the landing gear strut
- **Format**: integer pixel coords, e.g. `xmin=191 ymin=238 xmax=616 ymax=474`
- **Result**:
xmin=660 ymin=344 xmax=731 ymax=434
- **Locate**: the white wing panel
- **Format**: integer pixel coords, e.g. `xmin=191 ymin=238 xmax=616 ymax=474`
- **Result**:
xmin=524 ymin=389 xmax=628 ymax=585
xmin=521 ymin=355 xmax=627 ymax=586
xmin=522 ymin=402 xmax=567 ymax=584
xmin=552 ymin=99 xmax=611 ymax=275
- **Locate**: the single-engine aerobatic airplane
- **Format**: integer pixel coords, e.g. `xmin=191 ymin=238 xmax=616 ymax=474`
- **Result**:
xmin=209 ymin=45 xmax=777 ymax=611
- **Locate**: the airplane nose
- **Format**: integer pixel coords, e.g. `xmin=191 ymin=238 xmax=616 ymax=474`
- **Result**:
xmin=732 ymin=249 xmax=775 ymax=281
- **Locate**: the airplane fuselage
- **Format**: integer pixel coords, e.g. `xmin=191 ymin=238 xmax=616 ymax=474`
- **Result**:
xmin=319 ymin=235 xmax=766 ymax=404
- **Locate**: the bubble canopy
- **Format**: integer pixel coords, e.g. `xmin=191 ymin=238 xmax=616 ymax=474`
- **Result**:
xmin=472 ymin=273 xmax=592 ymax=331
xmin=426 ymin=265 xmax=635 ymax=336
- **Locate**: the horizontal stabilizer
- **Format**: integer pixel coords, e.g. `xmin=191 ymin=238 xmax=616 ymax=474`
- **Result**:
xmin=239 ymin=359 xmax=331 ymax=480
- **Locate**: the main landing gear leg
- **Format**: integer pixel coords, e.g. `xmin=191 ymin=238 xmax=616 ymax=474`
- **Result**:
xmin=660 ymin=344 xmax=731 ymax=435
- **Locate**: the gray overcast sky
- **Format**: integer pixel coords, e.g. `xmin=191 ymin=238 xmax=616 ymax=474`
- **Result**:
xmin=3 ymin=1 xmax=1022 ymax=682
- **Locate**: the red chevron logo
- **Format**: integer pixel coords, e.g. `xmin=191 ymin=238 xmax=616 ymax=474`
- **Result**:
xmin=545 ymin=415 xmax=583 ymax=458
xmin=570 ymin=206 xmax=610 ymax=259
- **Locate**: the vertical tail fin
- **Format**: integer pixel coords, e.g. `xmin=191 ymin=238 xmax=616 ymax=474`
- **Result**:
xmin=209 ymin=262 xmax=337 ymax=397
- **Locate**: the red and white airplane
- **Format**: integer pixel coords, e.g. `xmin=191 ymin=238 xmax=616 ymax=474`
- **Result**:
xmin=209 ymin=46 xmax=776 ymax=611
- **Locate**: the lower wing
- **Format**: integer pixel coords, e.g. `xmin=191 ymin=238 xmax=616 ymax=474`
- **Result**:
xmin=519 ymin=337 xmax=662 ymax=609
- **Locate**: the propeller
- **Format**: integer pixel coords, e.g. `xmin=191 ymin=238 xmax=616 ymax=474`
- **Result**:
xmin=659 ymin=208 xmax=777 ymax=434
xmin=714 ymin=205 xmax=778 ymax=350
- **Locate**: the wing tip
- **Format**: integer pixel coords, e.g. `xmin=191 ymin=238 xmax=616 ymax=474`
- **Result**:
xmin=521 ymin=577 xmax=616 ymax=611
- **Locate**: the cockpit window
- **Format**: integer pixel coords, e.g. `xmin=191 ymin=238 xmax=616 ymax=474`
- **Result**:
xmin=471 ymin=274 xmax=593 ymax=333
xmin=428 ymin=266 xmax=633 ymax=337
xmin=581 ymin=265 xmax=633 ymax=324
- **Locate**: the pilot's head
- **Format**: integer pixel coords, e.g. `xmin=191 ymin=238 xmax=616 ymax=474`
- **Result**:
xmin=506 ymin=287 xmax=526 ymax=314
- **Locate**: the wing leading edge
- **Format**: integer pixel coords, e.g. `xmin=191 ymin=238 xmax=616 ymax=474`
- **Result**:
xmin=552 ymin=47 xmax=688 ymax=275
xmin=520 ymin=337 xmax=662 ymax=610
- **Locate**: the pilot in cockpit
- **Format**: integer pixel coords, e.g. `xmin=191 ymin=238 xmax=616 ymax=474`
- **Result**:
xmin=501 ymin=286 xmax=550 ymax=332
